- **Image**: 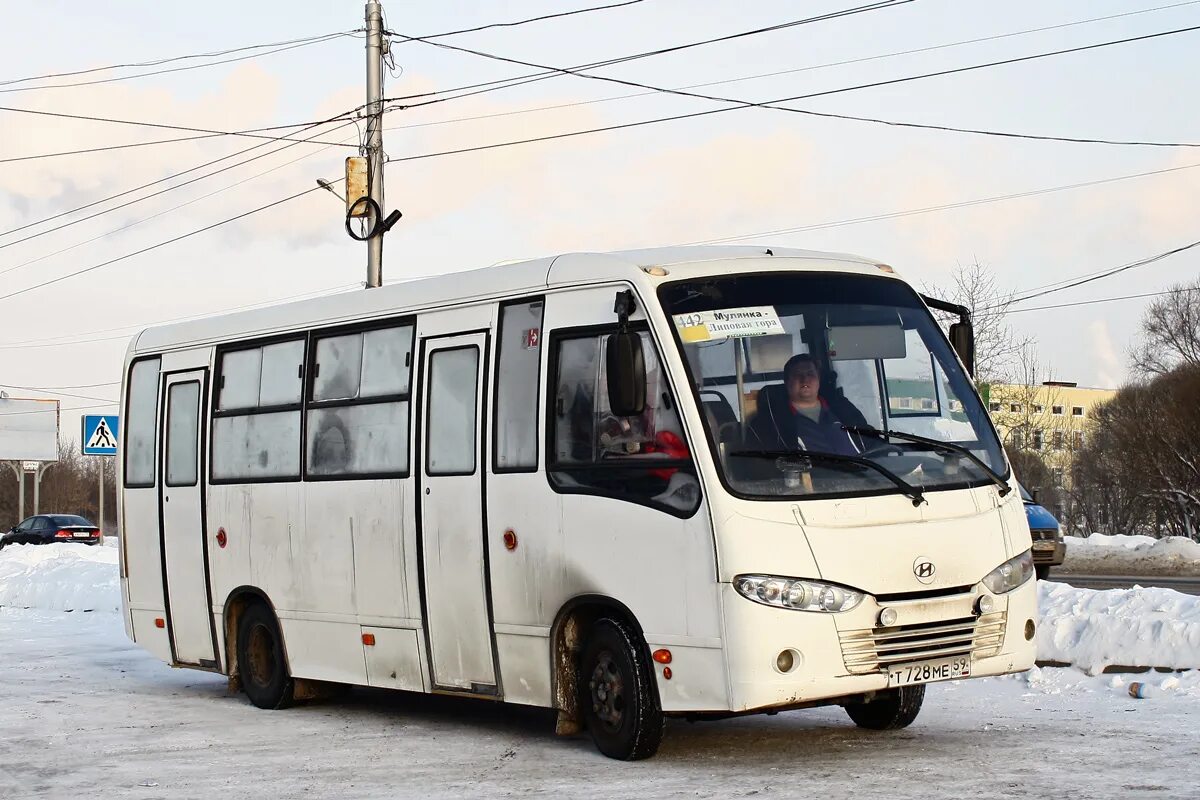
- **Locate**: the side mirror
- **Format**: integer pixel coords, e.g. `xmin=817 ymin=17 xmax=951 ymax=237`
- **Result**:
xmin=606 ymin=331 xmax=646 ymax=417
xmin=949 ymin=321 xmax=975 ymax=377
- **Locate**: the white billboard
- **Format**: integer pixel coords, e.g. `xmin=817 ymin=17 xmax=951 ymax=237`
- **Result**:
xmin=0 ymin=397 xmax=60 ymax=462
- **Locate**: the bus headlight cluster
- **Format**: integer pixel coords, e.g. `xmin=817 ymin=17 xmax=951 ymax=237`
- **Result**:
xmin=981 ymin=550 xmax=1035 ymax=595
xmin=734 ymin=574 xmax=864 ymax=613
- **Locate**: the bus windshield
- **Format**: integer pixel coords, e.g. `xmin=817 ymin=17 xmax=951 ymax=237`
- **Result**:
xmin=658 ymin=272 xmax=1007 ymax=501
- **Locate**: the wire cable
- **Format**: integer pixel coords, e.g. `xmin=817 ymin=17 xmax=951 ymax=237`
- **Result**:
xmin=403 ymin=21 xmax=1200 ymax=148
xmin=383 ymin=1 xmax=916 ymax=107
xmin=0 ymin=32 xmax=361 ymax=95
xmin=0 ymin=115 xmax=361 ymax=165
xmin=0 ymin=111 xmax=358 ymax=241
xmin=401 ymin=1 xmax=646 ymax=41
xmin=0 ymin=401 xmax=116 ymax=417
xmin=0 ymin=283 xmax=361 ymax=350
xmin=0 ymin=30 xmax=362 ymax=88
xmin=0 ymin=384 xmax=117 ymax=403
xmin=1007 ymin=285 xmax=1200 ymax=314
xmin=381 ymin=1 xmax=1200 ymax=136
xmin=678 ymin=160 xmax=1200 ymax=246
xmin=0 ymin=121 xmax=359 ymax=278
xmin=0 ymin=112 xmax=357 ymax=252
xmin=0 ymin=104 xmax=356 ymax=147
xmin=0 ymin=184 xmax=325 ymax=303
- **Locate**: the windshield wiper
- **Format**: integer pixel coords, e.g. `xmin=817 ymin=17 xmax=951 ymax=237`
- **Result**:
xmin=842 ymin=425 xmax=1012 ymax=497
xmin=731 ymin=449 xmax=927 ymax=507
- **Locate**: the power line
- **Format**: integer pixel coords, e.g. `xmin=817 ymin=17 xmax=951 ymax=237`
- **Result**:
xmin=0 ymin=30 xmax=361 ymax=88
xmin=0 ymin=104 xmax=356 ymax=148
xmin=381 ymin=1 xmax=1200 ymax=136
xmin=384 ymin=0 xmax=917 ymax=107
xmin=0 ymin=401 xmax=115 ymax=417
xmin=0 ymin=32 xmax=361 ymax=95
xmin=0 ymin=112 xmax=356 ymax=242
xmin=0 ymin=283 xmax=361 ymax=350
xmin=0 ymin=116 xmax=361 ymax=166
xmin=1007 ymin=286 xmax=1200 ymax=314
xmin=0 ymin=384 xmax=117 ymax=403
xmin=404 ymin=20 xmax=1200 ymax=148
xmin=680 ymin=160 xmax=1200 ymax=246
xmin=0 ymin=113 xmax=356 ymax=252
xmin=0 ymin=121 xmax=359 ymax=278
xmin=402 ymin=1 xmax=646 ymax=41
xmin=0 ymin=184 xmax=325 ymax=304
xmin=1004 ymin=239 xmax=1200 ymax=307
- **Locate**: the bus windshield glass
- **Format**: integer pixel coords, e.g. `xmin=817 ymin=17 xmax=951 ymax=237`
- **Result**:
xmin=659 ymin=272 xmax=1006 ymax=501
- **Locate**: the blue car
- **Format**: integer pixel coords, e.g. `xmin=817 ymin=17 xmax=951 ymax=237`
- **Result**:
xmin=1019 ymin=483 xmax=1064 ymax=580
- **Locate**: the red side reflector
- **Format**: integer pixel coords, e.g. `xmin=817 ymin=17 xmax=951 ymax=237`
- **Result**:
xmin=662 ymin=666 xmax=673 ymax=680
xmin=652 ymin=649 xmax=672 ymax=664
xmin=362 ymin=633 xmax=376 ymax=646
xmin=154 ymin=618 xmax=165 ymax=629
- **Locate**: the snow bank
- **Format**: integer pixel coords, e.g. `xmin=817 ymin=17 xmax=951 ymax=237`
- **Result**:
xmin=1037 ymin=580 xmax=1200 ymax=673
xmin=1017 ymin=664 xmax=1200 ymax=699
xmin=1060 ymin=533 xmax=1200 ymax=576
xmin=0 ymin=542 xmax=120 ymax=613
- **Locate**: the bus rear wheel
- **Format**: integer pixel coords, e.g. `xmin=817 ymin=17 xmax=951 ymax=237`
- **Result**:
xmin=578 ymin=617 xmax=663 ymax=760
xmin=845 ymin=684 xmax=925 ymax=730
xmin=237 ymin=603 xmax=295 ymax=710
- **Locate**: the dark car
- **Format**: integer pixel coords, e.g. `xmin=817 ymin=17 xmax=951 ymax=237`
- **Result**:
xmin=0 ymin=514 xmax=102 ymax=550
xmin=1019 ymin=483 xmax=1064 ymax=580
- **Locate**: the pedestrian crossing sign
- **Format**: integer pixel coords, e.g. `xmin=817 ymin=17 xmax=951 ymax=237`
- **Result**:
xmin=82 ymin=415 xmax=119 ymax=456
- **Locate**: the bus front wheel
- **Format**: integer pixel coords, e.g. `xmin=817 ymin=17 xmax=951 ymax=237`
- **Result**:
xmin=236 ymin=603 xmax=295 ymax=710
xmin=844 ymin=684 xmax=925 ymax=730
xmin=578 ymin=617 xmax=664 ymax=760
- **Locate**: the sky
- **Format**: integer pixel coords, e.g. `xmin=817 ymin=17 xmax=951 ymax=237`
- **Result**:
xmin=2 ymin=0 xmax=1199 ymax=447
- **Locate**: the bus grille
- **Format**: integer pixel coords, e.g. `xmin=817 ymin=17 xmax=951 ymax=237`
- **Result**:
xmin=838 ymin=613 xmax=1007 ymax=675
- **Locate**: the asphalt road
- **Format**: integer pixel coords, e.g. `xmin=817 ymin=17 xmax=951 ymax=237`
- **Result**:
xmin=1045 ymin=571 xmax=1200 ymax=595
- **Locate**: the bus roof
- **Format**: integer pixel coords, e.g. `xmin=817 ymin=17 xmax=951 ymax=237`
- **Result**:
xmin=131 ymin=245 xmax=886 ymax=354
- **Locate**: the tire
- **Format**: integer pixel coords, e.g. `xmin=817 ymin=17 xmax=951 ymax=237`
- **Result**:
xmin=236 ymin=603 xmax=295 ymax=710
xmin=1035 ymin=564 xmax=1050 ymax=581
xmin=845 ymin=684 xmax=925 ymax=730
xmin=578 ymin=617 xmax=664 ymax=760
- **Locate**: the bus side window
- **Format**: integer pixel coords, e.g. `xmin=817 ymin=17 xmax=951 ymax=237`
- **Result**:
xmin=494 ymin=299 xmax=544 ymax=472
xmin=124 ymin=357 xmax=161 ymax=488
xmin=548 ymin=329 xmax=699 ymax=516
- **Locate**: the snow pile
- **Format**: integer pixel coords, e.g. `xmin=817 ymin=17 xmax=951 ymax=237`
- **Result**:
xmin=1037 ymin=580 xmax=1200 ymax=673
xmin=0 ymin=542 xmax=120 ymax=613
xmin=1060 ymin=533 xmax=1200 ymax=576
xmin=1018 ymin=664 xmax=1200 ymax=699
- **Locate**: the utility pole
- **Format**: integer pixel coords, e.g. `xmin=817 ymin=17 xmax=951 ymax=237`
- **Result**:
xmin=365 ymin=0 xmax=387 ymax=288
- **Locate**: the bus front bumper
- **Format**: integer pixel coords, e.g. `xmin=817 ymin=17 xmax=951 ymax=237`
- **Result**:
xmin=718 ymin=579 xmax=1038 ymax=714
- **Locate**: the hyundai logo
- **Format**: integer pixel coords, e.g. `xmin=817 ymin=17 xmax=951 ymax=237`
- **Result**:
xmin=913 ymin=557 xmax=936 ymax=584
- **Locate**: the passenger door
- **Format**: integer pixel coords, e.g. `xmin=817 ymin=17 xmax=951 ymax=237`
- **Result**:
xmin=417 ymin=331 xmax=498 ymax=694
xmin=159 ymin=370 xmax=217 ymax=667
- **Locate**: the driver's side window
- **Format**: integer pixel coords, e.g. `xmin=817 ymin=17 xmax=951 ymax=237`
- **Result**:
xmin=547 ymin=328 xmax=699 ymax=516
xmin=15 ymin=517 xmax=34 ymax=531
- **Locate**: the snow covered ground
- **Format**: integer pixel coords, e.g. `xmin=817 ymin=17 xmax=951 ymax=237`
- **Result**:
xmin=2 ymin=543 xmax=1199 ymax=798
xmin=1060 ymin=534 xmax=1200 ymax=576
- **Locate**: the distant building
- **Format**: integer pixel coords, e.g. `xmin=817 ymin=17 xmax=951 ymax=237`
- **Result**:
xmin=982 ymin=380 xmax=1116 ymax=518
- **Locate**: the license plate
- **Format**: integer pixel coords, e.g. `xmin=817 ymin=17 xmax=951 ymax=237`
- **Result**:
xmin=72 ymin=532 xmax=90 ymax=538
xmin=1032 ymin=541 xmax=1056 ymax=551
xmin=887 ymin=655 xmax=971 ymax=687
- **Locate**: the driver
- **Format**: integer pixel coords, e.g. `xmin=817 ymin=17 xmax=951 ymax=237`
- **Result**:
xmin=747 ymin=354 xmax=862 ymax=457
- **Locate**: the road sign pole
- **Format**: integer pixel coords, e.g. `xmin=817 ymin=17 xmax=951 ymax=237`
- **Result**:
xmin=98 ymin=461 xmax=103 ymax=533
xmin=18 ymin=468 xmax=25 ymax=522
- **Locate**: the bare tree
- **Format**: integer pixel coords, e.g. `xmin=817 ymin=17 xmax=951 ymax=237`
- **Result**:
xmin=928 ymin=260 xmax=1032 ymax=383
xmin=1131 ymin=278 xmax=1200 ymax=376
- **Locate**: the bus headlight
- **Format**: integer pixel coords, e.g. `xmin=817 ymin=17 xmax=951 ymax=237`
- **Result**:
xmin=734 ymin=574 xmax=864 ymax=613
xmin=981 ymin=550 xmax=1035 ymax=594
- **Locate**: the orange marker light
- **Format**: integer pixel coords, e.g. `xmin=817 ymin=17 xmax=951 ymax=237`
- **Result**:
xmin=154 ymin=618 xmax=165 ymax=629
xmin=652 ymin=649 xmax=672 ymax=664
xmin=362 ymin=633 xmax=376 ymax=646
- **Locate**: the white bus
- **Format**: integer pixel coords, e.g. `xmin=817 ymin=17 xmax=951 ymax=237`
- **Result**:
xmin=119 ymin=246 xmax=1036 ymax=760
